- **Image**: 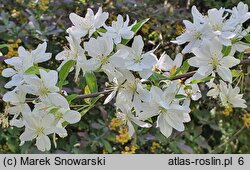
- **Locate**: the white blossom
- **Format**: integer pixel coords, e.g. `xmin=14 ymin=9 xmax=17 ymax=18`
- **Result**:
xmin=115 ymin=101 xmax=151 ymax=137
xmin=103 ymin=14 xmax=135 ymax=44
xmin=35 ymin=93 xmax=81 ymax=127
xmin=219 ymin=80 xmax=246 ymax=108
xmin=55 ymin=33 xmax=91 ymax=80
xmin=171 ymin=6 xmax=213 ymax=53
xmin=2 ymin=42 xmax=51 ymax=88
xmin=155 ymin=53 xmax=183 ymax=76
xmin=118 ymin=35 xmax=158 ymax=79
xmin=3 ymin=87 xmax=28 ymax=127
xmin=138 ymin=83 xmax=191 ymax=137
xmin=227 ymin=2 xmax=250 ymax=26
xmin=23 ymin=69 xmax=59 ymax=99
xmin=68 ymin=7 xmax=109 ymax=38
xmin=20 ymin=105 xmax=66 ymax=152
xmin=84 ymin=36 xmax=129 ymax=81
xmin=188 ymin=38 xmax=240 ymax=83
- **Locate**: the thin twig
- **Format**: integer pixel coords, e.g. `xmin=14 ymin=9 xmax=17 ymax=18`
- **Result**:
xmin=210 ymin=126 xmax=246 ymax=154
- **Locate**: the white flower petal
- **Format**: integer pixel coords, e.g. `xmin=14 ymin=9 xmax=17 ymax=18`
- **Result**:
xmin=156 ymin=114 xmax=173 ymax=138
xmin=2 ymin=68 xmax=17 ymax=77
xmin=64 ymin=110 xmax=81 ymax=124
xmin=216 ymin=66 xmax=232 ymax=83
xmin=36 ymin=135 xmax=51 ymax=152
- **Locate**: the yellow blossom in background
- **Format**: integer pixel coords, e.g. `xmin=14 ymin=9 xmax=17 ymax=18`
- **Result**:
xmin=121 ymin=145 xmax=138 ymax=154
xmin=175 ymin=23 xmax=185 ymax=35
xmin=150 ymin=141 xmax=163 ymax=153
xmin=115 ymin=126 xmax=130 ymax=145
xmin=242 ymin=113 xmax=250 ymax=127
xmin=0 ymin=144 xmax=10 ymax=153
xmin=28 ymin=0 xmax=52 ymax=11
xmin=109 ymin=118 xmax=123 ymax=130
xmin=16 ymin=0 xmax=24 ymax=3
xmin=0 ymin=65 xmax=5 ymax=75
xmin=102 ymin=149 xmax=108 ymax=154
xmin=0 ymin=105 xmax=9 ymax=128
xmin=222 ymin=106 xmax=233 ymax=116
xmin=11 ymin=9 xmax=21 ymax=18
xmin=6 ymin=39 xmax=21 ymax=58
xmin=39 ymin=0 xmax=51 ymax=11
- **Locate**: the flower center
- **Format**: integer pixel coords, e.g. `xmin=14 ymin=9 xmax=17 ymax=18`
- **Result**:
xmin=194 ymin=31 xmax=202 ymax=40
xmin=212 ymin=24 xmax=221 ymax=31
xmin=210 ymin=55 xmax=219 ymax=69
xmin=127 ymin=82 xmax=137 ymax=92
xmin=159 ymin=106 xmax=167 ymax=113
xmin=134 ymin=55 xmax=142 ymax=63
xmin=36 ymin=127 xmax=45 ymax=136
xmin=55 ymin=112 xmax=64 ymax=119
xmin=100 ymin=55 xmax=109 ymax=65
xmin=39 ymin=86 xmax=49 ymax=96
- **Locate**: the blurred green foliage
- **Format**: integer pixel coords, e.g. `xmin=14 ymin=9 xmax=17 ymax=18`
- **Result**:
xmin=0 ymin=0 xmax=249 ymax=154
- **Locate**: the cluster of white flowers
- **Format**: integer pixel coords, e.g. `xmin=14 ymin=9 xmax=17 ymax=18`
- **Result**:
xmin=172 ymin=2 xmax=249 ymax=109
xmin=172 ymin=2 xmax=250 ymax=54
xmin=2 ymin=43 xmax=81 ymax=151
xmin=1 ymin=2 xmax=249 ymax=151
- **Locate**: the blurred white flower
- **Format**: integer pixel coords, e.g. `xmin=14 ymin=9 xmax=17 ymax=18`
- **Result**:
xmin=206 ymin=80 xmax=247 ymax=108
xmin=103 ymin=14 xmax=135 ymax=44
xmin=179 ymin=83 xmax=202 ymax=101
xmin=206 ymin=80 xmax=220 ymax=98
xmin=116 ymin=70 xmax=150 ymax=107
xmin=3 ymin=87 xmax=28 ymax=127
xmin=68 ymin=7 xmax=109 ymax=38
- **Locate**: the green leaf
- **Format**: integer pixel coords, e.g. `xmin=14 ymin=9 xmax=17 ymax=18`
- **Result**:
xmin=59 ymin=60 xmax=75 ymax=82
xmin=247 ymin=66 xmax=250 ymax=75
xmin=24 ymin=66 xmax=50 ymax=75
xmin=0 ymin=44 xmax=8 ymax=49
xmin=85 ymin=72 xmax=98 ymax=93
xmin=231 ymin=69 xmax=242 ymax=77
xmin=80 ymin=106 xmax=92 ymax=117
xmin=66 ymin=94 xmax=78 ymax=104
xmin=190 ymin=76 xmax=213 ymax=84
xmin=97 ymin=28 xmax=107 ymax=33
xmin=237 ymin=52 xmax=244 ymax=60
xmin=175 ymin=94 xmax=186 ymax=99
xmin=82 ymin=95 xmax=103 ymax=116
xmin=222 ymin=46 xmax=231 ymax=56
xmin=148 ymin=72 xmax=166 ymax=86
xmin=178 ymin=59 xmax=190 ymax=74
xmin=102 ymin=140 xmax=112 ymax=153
xmin=244 ymin=34 xmax=250 ymax=42
xmin=168 ymin=60 xmax=189 ymax=80
xmin=122 ymin=18 xmax=150 ymax=45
